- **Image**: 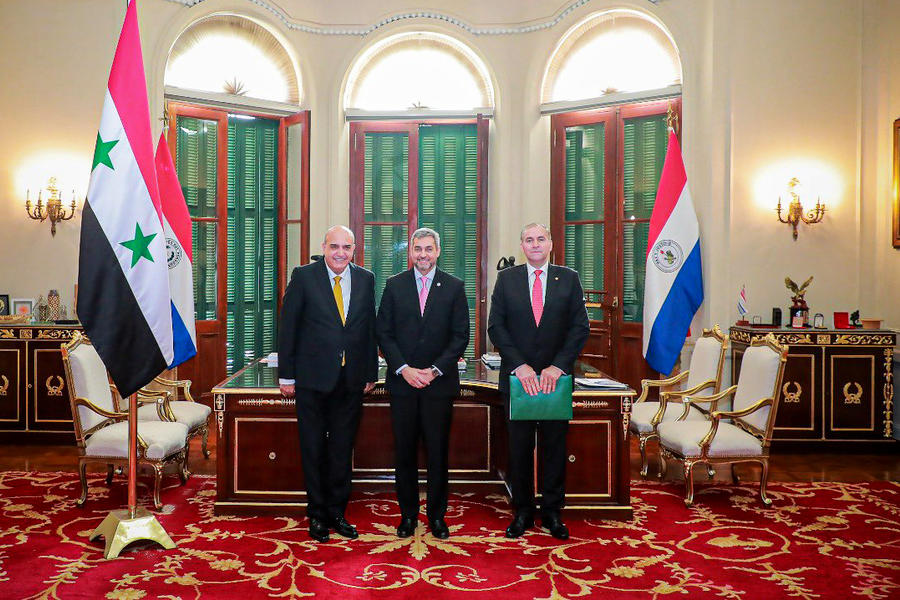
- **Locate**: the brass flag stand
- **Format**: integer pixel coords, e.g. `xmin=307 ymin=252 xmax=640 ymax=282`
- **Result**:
xmin=89 ymin=393 xmax=175 ymax=559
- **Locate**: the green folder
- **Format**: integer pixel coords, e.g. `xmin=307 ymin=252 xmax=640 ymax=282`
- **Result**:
xmin=509 ymin=375 xmax=574 ymax=421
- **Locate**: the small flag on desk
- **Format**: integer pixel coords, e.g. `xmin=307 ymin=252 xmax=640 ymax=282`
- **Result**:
xmin=155 ymin=134 xmax=197 ymax=368
xmin=738 ymin=285 xmax=748 ymax=318
xmin=642 ymin=129 xmax=704 ymax=375
xmin=77 ymin=0 xmax=173 ymax=397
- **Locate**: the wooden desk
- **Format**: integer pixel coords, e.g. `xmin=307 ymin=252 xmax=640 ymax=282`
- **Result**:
xmin=730 ymin=326 xmax=896 ymax=444
xmin=212 ymin=361 xmax=635 ymax=519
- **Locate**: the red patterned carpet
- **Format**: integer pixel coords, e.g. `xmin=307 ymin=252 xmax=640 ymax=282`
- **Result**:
xmin=1 ymin=471 xmax=898 ymax=599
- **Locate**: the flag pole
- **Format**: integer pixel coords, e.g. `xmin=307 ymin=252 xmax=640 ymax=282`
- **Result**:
xmin=128 ymin=392 xmax=138 ymax=519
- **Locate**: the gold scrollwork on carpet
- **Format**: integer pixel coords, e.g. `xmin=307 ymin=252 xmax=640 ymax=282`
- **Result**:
xmin=884 ymin=348 xmax=894 ymax=438
xmin=842 ymin=382 xmax=863 ymax=405
xmin=0 ymin=375 xmax=8 ymax=396
xmin=782 ymin=381 xmax=802 ymax=403
xmin=45 ymin=375 xmax=64 ymax=396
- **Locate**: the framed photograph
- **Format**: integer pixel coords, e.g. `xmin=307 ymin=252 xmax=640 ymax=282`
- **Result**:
xmin=0 ymin=295 xmax=9 ymax=316
xmin=11 ymin=298 xmax=34 ymax=316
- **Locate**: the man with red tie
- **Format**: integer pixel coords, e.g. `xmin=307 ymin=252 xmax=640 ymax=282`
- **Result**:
xmin=488 ymin=223 xmax=589 ymax=540
xmin=377 ymin=228 xmax=469 ymax=539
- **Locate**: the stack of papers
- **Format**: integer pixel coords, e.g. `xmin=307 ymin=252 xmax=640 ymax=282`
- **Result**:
xmin=262 ymin=352 xmax=278 ymax=367
xmin=457 ymin=358 xmax=467 ymax=371
xmin=378 ymin=356 xmax=387 ymax=368
xmin=574 ymin=377 xmax=628 ymax=389
xmin=481 ymin=352 xmax=501 ymax=368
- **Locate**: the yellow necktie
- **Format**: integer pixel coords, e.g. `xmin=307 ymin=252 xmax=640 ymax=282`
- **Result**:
xmin=333 ymin=275 xmax=345 ymax=324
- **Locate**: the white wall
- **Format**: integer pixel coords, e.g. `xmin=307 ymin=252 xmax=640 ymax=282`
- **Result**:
xmin=0 ymin=0 xmax=896 ymax=330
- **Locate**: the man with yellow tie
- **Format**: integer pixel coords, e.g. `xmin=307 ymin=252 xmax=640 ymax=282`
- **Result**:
xmin=279 ymin=225 xmax=378 ymax=543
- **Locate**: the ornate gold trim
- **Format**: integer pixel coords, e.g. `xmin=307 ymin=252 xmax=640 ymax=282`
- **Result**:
xmin=21 ymin=329 xmax=32 ymax=339
xmin=45 ymin=375 xmax=64 ymax=396
xmin=0 ymin=348 xmax=21 ymax=423
xmin=572 ymin=400 xmax=610 ymax=408
xmin=842 ymin=381 xmax=863 ymax=405
xmin=214 ymin=394 xmax=224 ymax=411
xmin=782 ymin=381 xmax=802 ymax=403
xmin=566 ymin=420 xmax=612 ymax=498
xmin=884 ymin=348 xmax=894 ymax=438
xmin=816 ymin=334 xmax=831 ymax=344
xmin=33 ymin=348 xmax=71 ymax=423
xmin=834 ymin=334 xmax=895 ymax=345
xmin=236 ymin=398 xmax=295 ymax=407
xmin=0 ymin=375 xmax=8 ymax=396
xmin=730 ymin=328 xmax=895 ymax=347
xmin=36 ymin=329 xmax=79 ymax=340
xmin=0 ymin=329 xmax=14 ymax=339
xmin=216 ymin=411 xmax=223 ymax=438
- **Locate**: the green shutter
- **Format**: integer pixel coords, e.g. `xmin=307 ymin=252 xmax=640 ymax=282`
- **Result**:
xmin=563 ymin=123 xmax=605 ymax=321
xmin=418 ymin=124 xmax=478 ymax=358
xmin=226 ymin=117 xmax=279 ymax=374
xmin=622 ymin=114 xmax=667 ymax=323
xmin=363 ymin=132 xmax=409 ymax=307
xmin=176 ymin=116 xmax=217 ymax=320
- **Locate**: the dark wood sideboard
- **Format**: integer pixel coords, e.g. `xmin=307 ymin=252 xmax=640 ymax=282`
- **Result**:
xmin=0 ymin=324 xmax=81 ymax=442
xmin=212 ymin=360 xmax=635 ymax=519
xmin=730 ymin=326 xmax=896 ymax=444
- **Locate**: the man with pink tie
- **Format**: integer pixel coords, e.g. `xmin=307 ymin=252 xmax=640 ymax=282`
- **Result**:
xmin=376 ymin=228 xmax=469 ymax=539
xmin=488 ymin=223 xmax=589 ymax=540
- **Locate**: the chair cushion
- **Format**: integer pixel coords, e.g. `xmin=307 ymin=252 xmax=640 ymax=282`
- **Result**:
xmin=85 ymin=421 xmax=188 ymax=460
xmin=67 ymin=343 xmax=117 ymax=433
xmin=658 ymin=421 xmax=763 ymax=458
xmin=630 ymin=401 xmax=705 ymax=434
xmin=137 ymin=401 xmax=211 ymax=429
xmin=684 ymin=335 xmax=723 ymax=391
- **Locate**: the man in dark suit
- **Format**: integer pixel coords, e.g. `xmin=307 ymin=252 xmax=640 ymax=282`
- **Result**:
xmin=488 ymin=222 xmax=589 ymax=540
xmin=376 ymin=227 xmax=469 ymax=540
xmin=278 ymin=225 xmax=378 ymax=543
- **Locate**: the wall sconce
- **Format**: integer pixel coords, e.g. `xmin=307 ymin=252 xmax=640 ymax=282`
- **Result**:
xmin=25 ymin=177 xmax=77 ymax=236
xmin=776 ymin=177 xmax=825 ymax=240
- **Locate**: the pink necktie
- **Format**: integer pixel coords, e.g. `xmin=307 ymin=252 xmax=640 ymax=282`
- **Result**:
xmin=532 ymin=269 xmax=544 ymax=325
xmin=419 ymin=276 xmax=429 ymax=315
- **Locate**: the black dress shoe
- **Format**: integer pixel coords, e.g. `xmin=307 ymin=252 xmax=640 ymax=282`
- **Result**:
xmin=396 ymin=516 xmax=417 ymax=538
xmin=330 ymin=516 xmax=358 ymax=539
xmin=542 ymin=513 xmax=569 ymax=540
xmin=505 ymin=513 xmax=534 ymax=538
xmin=429 ymin=518 xmax=450 ymax=539
xmin=308 ymin=518 xmax=329 ymax=543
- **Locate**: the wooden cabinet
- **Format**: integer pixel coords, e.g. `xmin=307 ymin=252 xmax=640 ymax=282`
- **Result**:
xmin=212 ymin=361 xmax=635 ymax=518
xmin=730 ymin=327 xmax=895 ymax=443
xmin=0 ymin=325 xmax=81 ymax=442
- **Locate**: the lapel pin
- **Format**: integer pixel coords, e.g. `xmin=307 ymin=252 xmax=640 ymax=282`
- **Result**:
xmin=436 ymin=282 xmax=441 ymax=287
xmin=554 ymin=276 xmax=559 ymax=281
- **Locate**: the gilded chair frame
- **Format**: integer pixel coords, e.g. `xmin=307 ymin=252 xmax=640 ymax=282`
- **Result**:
xmin=633 ymin=325 xmax=728 ymax=476
xmin=117 ymin=375 xmax=210 ymax=463
xmin=61 ymin=332 xmax=189 ymax=510
xmin=657 ymin=334 xmax=788 ymax=507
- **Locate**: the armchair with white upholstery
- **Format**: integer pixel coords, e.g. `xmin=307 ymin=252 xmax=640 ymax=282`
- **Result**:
xmin=61 ymin=332 xmax=190 ymax=510
xmin=630 ymin=325 xmax=728 ymax=476
xmin=656 ymin=334 xmax=788 ymax=507
xmin=125 ymin=376 xmax=211 ymax=468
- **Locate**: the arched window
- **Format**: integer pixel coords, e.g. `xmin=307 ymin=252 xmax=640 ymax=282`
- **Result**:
xmin=166 ymin=15 xmax=300 ymax=105
xmin=546 ymin=11 xmax=682 ymax=389
xmin=345 ymin=32 xmax=493 ymax=111
xmin=345 ymin=32 xmax=493 ymax=356
xmin=543 ymin=10 xmax=680 ymax=104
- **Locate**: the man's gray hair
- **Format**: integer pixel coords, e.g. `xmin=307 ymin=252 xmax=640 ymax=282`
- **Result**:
xmin=411 ymin=227 xmax=441 ymax=250
xmin=520 ymin=222 xmax=551 ymax=241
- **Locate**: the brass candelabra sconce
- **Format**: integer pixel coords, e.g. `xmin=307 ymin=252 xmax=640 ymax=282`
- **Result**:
xmin=25 ymin=177 xmax=78 ymax=236
xmin=776 ymin=177 xmax=825 ymax=240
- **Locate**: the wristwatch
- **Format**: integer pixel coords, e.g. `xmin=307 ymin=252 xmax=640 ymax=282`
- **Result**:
xmin=431 ymin=366 xmax=441 ymax=378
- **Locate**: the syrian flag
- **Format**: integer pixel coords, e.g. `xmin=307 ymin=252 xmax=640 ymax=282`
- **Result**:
xmin=642 ymin=129 xmax=704 ymax=375
xmin=155 ymin=134 xmax=197 ymax=367
xmin=77 ymin=0 xmax=173 ymax=397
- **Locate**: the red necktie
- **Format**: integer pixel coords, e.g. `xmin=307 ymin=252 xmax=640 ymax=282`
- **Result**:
xmin=532 ymin=269 xmax=543 ymax=325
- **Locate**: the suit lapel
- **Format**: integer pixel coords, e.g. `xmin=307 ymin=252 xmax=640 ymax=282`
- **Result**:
xmin=518 ymin=265 xmax=538 ymax=331
xmin=345 ymin=263 xmax=363 ymax=327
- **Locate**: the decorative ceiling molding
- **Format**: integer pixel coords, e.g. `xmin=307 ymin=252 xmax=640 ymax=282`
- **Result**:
xmin=165 ymin=0 xmax=664 ymax=36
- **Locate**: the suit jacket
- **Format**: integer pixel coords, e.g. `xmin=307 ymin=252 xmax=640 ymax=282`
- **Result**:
xmin=376 ymin=268 xmax=469 ymax=398
xmin=278 ymin=260 xmax=378 ymax=392
xmin=487 ymin=264 xmax=590 ymax=394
